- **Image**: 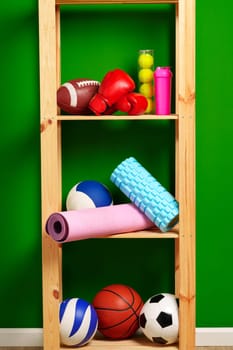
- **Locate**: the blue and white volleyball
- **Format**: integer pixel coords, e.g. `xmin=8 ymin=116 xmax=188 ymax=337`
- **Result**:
xmin=66 ymin=180 xmax=113 ymax=210
xmin=59 ymin=298 xmax=98 ymax=347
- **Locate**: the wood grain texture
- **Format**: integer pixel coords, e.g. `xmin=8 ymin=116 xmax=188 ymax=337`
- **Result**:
xmin=56 ymin=0 xmax=178 ymax=4
xmin=176 ymin=0 xmax=196 ymax=349
xmin=39 ymin=1 xmax=62 ymax=350
xmin=0 ymin=347 xmax=232 ymax=350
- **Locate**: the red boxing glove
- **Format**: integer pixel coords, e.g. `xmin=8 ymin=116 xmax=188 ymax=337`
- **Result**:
xmin=115 ymin=92 xmax=148 ymax=115
xmin=88 ymin=69 xmax=135 ymax=115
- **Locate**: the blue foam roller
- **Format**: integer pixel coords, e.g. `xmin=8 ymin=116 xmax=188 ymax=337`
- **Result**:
xmin=110 ymin=157 xmax=179 ymax=232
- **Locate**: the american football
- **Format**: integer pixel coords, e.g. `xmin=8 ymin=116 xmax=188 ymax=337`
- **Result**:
xmin=57 ymin=79 xmax=100 ymax=115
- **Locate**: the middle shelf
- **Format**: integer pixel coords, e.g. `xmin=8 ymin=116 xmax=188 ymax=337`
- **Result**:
xmin=103 ymin=227 xmax=179 ymax=239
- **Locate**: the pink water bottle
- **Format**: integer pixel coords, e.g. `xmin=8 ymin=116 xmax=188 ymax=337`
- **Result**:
xmin=154 ymin=66 xmax=173 ymax=115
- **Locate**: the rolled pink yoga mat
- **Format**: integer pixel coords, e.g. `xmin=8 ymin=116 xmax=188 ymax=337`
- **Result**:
xmin=46 ymin=203 xmax=155 ymax=242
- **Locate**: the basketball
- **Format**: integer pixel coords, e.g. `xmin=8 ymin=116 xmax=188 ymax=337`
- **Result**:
xmin=92 ymin=284 xmax=143 ymax=339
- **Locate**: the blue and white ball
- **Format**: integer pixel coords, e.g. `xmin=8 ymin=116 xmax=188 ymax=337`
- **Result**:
xmin=59 ymin=298 xmax=98 ymax=347
xmin=66 ymin=180 xmax=113 ymax=210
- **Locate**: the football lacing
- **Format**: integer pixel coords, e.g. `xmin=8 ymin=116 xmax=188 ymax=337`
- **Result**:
xmin=76 ymin=80 xmax=100 ymax=88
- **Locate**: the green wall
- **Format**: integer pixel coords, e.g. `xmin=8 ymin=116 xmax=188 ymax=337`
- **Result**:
xmin=0 ymin=0 xmax=233 ymax=328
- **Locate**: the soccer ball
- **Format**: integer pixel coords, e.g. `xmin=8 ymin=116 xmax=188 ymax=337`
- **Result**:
xmin=139 ymin=293 xmax=179 ymax=345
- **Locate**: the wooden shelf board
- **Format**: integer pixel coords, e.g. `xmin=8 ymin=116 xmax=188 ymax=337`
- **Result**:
xmin=104 ymin=227 xmax=179 ymax=238
xmin=57 ymin=114 xmax=178 ymax=120
xmin=57 ymin=0 xmax=177 ymax=5
xmin=60 ymin=334 xmax=179 ymax=349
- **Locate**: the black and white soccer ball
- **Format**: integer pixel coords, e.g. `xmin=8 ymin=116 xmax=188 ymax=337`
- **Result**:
xmin=139 ymin=293 xmax=179 ymax=345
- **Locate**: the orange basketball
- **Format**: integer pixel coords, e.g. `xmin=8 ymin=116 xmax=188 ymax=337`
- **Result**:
xmin=92 ymin=284 xmax=143 ymax=339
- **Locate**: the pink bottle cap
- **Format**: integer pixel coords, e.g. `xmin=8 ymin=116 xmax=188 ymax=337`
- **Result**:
xmin=154 ymin=66 xmax=173 ymax=78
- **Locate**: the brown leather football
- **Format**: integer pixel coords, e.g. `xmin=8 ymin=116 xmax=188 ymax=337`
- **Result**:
xmin=57 ymin=79 xmax=100 ymax=115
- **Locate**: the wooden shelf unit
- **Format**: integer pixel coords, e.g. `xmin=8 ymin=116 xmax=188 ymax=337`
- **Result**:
xmin=38 ymin=0 xmax=195 ymax=349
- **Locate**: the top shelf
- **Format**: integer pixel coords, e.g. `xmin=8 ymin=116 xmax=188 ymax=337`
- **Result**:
xmin=56 ymin=0 xmax=177 ymax=4
xmin=56 ymin=114 xmax=178 ymax=120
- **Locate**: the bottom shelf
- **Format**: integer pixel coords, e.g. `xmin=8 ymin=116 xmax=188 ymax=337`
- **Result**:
xmin=60 ymin=334 xmax=178 ymax=349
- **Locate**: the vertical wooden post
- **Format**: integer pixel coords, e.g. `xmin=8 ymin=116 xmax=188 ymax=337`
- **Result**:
xmin=39 ymin=0 xmax=62 ymax=349
xmin=177 ymin=0 xmax=196 ymax=349
xmin=175 ymin=2 xmax=180 ymax=298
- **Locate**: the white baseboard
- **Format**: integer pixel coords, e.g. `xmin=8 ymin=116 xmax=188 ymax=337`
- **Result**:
xmin=0 ymin=328 xmax=43 ymax=347
xmin=0 ymin=327 xmax=233 ymax=346
xmin=196 ymin=327 xmax=233 ymax=346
